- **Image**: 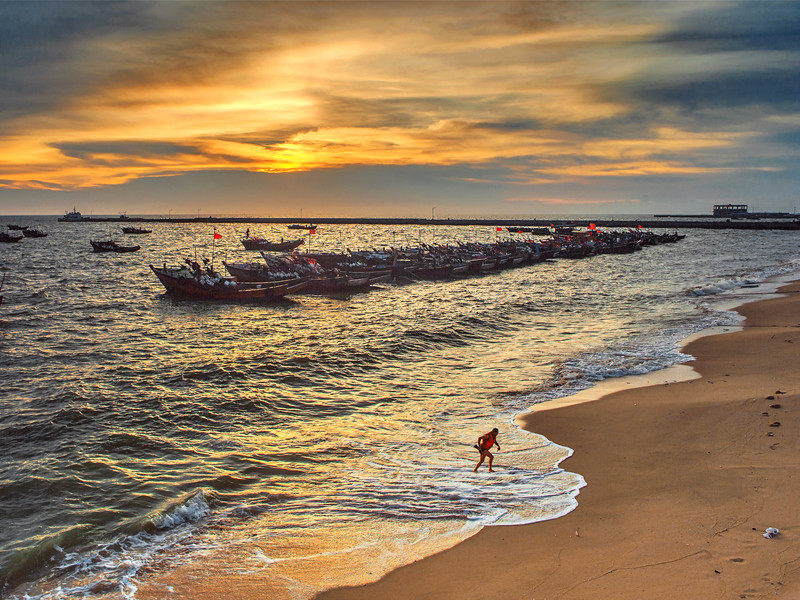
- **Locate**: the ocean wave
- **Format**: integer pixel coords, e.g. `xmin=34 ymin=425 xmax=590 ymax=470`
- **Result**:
xmin=3 ymin=491 xmax=213 ymax=600
xmin=688 ymin=277 xmax=759 ymax=296
xmin=147 ymin=491 xmax=211 ymax=531
xmin=688 ymin=255 xmax=800 ymax=296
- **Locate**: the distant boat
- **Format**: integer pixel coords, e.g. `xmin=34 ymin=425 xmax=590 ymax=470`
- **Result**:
xmin=121 ymin=226 xmax=152 ymax=234
xmin=8 ymin=225 xmax=28 ymax=231
xmin=287 ymin=223 xmax=317 ymax=230
xmin=508 ymin=226 xmax=550 ymax=235
xmin=23 ymin=229 xmax=47 ymax=238
xmin=0 ymin=231 xmax=23 ymax=243
xmin=58 ymin=207 xmax=84 ymax=222
xmin=241 ymin=236 xmax=304 ymax=251
xmin=90 ymin=239 xmax=140 ymax=253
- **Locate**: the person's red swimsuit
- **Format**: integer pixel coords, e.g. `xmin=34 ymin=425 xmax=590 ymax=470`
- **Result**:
xmin=481 ymin=434 xmax=496 ymax=451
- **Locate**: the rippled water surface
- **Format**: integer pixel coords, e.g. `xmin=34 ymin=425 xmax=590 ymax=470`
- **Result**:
xmin=1 ymin=218 xmax=798 ymax=598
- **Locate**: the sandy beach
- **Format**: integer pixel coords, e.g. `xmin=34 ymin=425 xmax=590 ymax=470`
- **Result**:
xmin=318 ymin=280 xmax=800 ymax=600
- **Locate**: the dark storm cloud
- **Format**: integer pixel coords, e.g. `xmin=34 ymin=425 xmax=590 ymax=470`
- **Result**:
xmin=611 ymin=1 xmax=800 ymax=112
xmin=626 ymin=72 xmax=800 ymax=111
xmin=655 ymin=1 xmax=800 ymax=53
xmin=769 ymin=130 xmax=800 ymax=148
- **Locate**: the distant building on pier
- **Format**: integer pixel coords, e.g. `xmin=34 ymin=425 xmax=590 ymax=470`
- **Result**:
xmin=712 ymin=204 xmax=749 ymax=217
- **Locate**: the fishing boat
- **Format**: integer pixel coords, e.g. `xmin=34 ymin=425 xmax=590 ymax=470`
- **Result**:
xmin=23 ymin=229 xmax=47 ymax=238
xmin=121 ymin=226 xmax=152 ymax=234
xmin=287 ymin=223 xmax=317 ymax=230
xmin=8 ymin=225 xmax=28 ymax=231
xmin=407 ymin=263 xmax=458 ymax=280
xmin=0 ymin=272 xmax=4 ymax=307
xmin=90 ymin=239 xmax=141 ymax=253
xmin=480 ymin=258 xmax=498 ymax=272
xmin=241 ymin=237 xmax=304 ymax=251
xmin=306 ymin=270 xmax=391 ymax=294
xmin=225 ymin=255 xmax=390 ymax=294
xmin=0 ymin=231 xmax=23 ymax=243
xmin=150 ymin=263 xmax=306 ymax=300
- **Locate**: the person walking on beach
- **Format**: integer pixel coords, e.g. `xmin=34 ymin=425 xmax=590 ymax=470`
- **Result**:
xmin=474 ymin=427 xmax=500 ymax=472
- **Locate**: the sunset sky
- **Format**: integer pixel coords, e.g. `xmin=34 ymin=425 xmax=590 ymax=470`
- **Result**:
xmin=1 ymin=1 xmax=799 ymax=216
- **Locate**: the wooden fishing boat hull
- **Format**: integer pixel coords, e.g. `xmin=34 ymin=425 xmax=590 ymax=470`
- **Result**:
xmin=150 ymin=266 xmax=304 ymax=300
xmin=121 ymin=227 xmax=152 ymax=234
xmin=0 ymin=234 xmax=23 ymax=243
xmin=451 ymin=262 xmax=471 ymax=275
xmin=241 ymin=238 xmax=304 ymax=251
xmin=224 ymin=262 xmax=272 ymax=282
xmin=22 ymin=229 xmax=47 ymax=238
xmin=410 ymin=265 xmax=455 ymax=280
xmin=367 ymin=272 xmax=392 ymax=285
xmin=305 ymin=270 xmax=388 ymax=293
xmin=91 ymin=241 xmax=140 ymax=253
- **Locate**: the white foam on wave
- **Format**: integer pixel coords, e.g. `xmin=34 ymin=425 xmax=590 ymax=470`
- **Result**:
xmin=688 ymin=256 xmax=800 ymax=297
xmin=149 ymin=490 xmax=210 ymax=530
xmin=10 ymin=492 xmax=213 ymax=600
xmin=525 ymin=256 xmax=800 ymax=411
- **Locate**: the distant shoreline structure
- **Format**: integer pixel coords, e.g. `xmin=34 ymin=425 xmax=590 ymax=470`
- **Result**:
xmin=40 ymin=215 xmax=800 ymax=230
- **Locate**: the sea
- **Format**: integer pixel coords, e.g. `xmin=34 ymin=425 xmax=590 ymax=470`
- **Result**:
xmin=1 ymin=217 xmax=798 ymax=599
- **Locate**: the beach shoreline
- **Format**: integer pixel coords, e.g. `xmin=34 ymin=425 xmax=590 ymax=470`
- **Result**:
xmin=316 ymin=279 xmax=800 ymax=600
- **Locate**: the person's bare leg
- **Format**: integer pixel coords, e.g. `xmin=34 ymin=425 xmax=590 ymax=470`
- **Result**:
xmin=473 ymin=452 xmax=486 ymax=472
xmin=487 ymin=451 xmax=494 ymax=472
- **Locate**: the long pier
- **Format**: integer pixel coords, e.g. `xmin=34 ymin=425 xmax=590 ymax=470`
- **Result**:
xmin=58 ymin=216 xmax=800 ymax=230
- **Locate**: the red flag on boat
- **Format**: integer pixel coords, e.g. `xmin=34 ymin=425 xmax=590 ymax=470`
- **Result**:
xmin=309 ymin=228 xmax=316 ymax=234
xmin=496 ymin=226 xmax=502 ymax=231
xmin=589 ymin=223 xmax=596 ymax=230
xmin=213 ymin=232 xmax=222 ymax=239
xmin=637 ymin=224 xmax=642 ymax=229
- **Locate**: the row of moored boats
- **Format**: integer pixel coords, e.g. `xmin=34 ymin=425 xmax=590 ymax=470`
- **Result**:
xmin=150 ymin=229 xmax=685 ymax=301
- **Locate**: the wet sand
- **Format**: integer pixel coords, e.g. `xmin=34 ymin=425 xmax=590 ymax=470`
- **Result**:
xmin=318 ymin=281 xmax=800 ymax=600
